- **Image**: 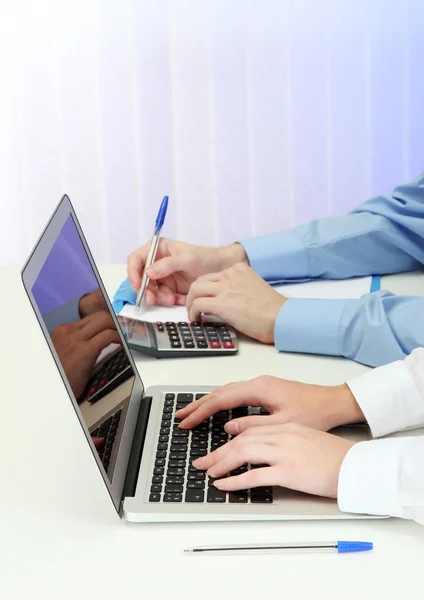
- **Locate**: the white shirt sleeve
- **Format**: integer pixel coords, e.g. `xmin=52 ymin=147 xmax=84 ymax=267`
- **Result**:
xmin=346 ymin=348 xmax=424 ymax=438
xmin=338 ymin=347 xmax=424 ymax=523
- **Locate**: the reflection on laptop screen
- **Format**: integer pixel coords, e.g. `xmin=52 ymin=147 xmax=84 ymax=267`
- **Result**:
xmin=31 ymin=213 xmax=135 ymax=480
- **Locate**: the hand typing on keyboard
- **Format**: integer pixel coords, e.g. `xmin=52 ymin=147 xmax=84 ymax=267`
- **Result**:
xmin=176 ymin=375 xmax=364 ymax=433
xmin=192 ymin=422 xmax=355 ymax=499
xmin=51 ymin=311 xmax=121 ymax=401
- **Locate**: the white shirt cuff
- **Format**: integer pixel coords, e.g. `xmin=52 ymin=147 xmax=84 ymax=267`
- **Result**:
xmin=346 ymin=360 xmax=424 ymax=438
xmin=338 ymin=438 xmax=410 ymax=517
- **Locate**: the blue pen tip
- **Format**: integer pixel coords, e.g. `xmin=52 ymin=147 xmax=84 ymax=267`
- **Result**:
xmin=337 ymin=541 xmax=373 ymax=553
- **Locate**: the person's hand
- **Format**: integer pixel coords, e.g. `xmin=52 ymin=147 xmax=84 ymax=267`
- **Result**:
xmin=185 ymin=263 xmax=287 ymax=343
xmin=78 ymin=289 xmax=107 ymax=318
xmin=127 ymin=238 xmax=248 ymax=306
xmin=176 ymin=376 xmax=364 ymax=432
xmin=193 ymin=423 xmax=355 ymax=498
xmin=51 ymin=312 xmax=121 ymax=400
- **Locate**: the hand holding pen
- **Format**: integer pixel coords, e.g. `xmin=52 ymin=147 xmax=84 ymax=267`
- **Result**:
xmin=135 ymin=195 xmax=169 ymax=313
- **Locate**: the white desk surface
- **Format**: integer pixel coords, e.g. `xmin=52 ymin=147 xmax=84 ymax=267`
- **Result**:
xmin=2 ymin=267 xmax=424 ymax=599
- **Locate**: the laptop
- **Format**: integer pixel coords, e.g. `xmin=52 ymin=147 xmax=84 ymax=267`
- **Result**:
xmin=21 ymin=195 xmax=373 ymax=522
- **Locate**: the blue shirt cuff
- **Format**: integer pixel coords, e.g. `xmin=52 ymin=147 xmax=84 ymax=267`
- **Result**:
xmin=240 ymin=230 xmax=309 ymax=282
xmin=274 ymin=298 xmax=349 ymax=356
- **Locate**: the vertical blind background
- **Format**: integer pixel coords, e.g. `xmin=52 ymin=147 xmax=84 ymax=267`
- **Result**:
xmin=1 ymin=0 xmax=423 ymax=266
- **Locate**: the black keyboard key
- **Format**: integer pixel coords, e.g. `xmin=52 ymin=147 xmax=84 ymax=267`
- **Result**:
xmin=191 ymin=440 xmax=208 ymax=448
xmin=165 ymin=393 xmax=176 ymax=400
xmin=185 ymin=489 xmax=205 ymax=502
xmin=207 ymin=488 xmax=227 ymax=503
xmin=169 ymin=460 xmax=186 ymax=468
xmin=192 ymin=432 xmax=208 ymax=441
xmin=163 ymin=406 xmax=174 ymax=414
xmin=188 ymin=463 xmax=206 ymax=473
xmin=170 ymin=437 xmax=188 ymax=445
xmin=170 ymin=444 xmax=188 ymax=453
xmin=165 ymin=484 xmax=184 ymax=494
xmin=259 ymin=408 xmax=270 ymax=415
xmin=177 ymin=393 xmax=194 ymax=404
xmin=189 ymin=448 xmax=207 ymax=457
xmin=192 ymin=424 xmax=209 ymax=433
xmin=187 ymin=480 xmax=205 ymax=489
xmin=229 ymin=491 xmax=248 ymax=503
xmin=169 ymin=452 xmax=186 ymax=461
xmin=232 ymin=407 xmax=249 ymax=418
xmin=188 ymin=472 xmax=205 ymax=480
xmin=153 ymin=467 xmax=164 ymax=475
xmin=166 ymin=476 xmax=184 ymax=485
xmin=164 ymin=398 xmax=174 ymax=407
xmin=149 ymin=494 xmax=161 ymax=502
xmin=159 ymin=435 xmax=169 ymax=443
xmin=160 ymin=428 xmax=170 ymax=436
xmin=250 ymin=494 xmax=273 ymax=503
xmin=152 ymin=475 xmax=163 ymax=484
xmin=163 ymin=493 xmax=183 ymax=503
xmin=157 ymin=442 xmax=168 ymax=451
xmin=150 ymin=484 xmax=162 ymax=493
xmin=161 ymin=419 xmax=172 ymax=428
xmin=167 ymin=467 xmax=185 ymax=476
xmin=98 ymin=416 xmax=113 ymax=436
xmin=171 ymin=429 xmax=188 ymax=438
xmin=155 ymin=458 xmax=165 ymax=467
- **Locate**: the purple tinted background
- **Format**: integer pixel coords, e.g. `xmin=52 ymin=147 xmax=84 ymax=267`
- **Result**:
xmin=32 ymin=215 xmax=98 ymax=315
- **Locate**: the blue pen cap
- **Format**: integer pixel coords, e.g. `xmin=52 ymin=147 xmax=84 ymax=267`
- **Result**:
xmin=154 ymin=195 xmax=169 ymax=234
xmin=337 ymin=541 xmax=373 ymax=553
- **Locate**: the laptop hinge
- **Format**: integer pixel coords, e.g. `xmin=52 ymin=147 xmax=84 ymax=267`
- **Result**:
xmin=122 ymin=395 xmax=152 ymax=499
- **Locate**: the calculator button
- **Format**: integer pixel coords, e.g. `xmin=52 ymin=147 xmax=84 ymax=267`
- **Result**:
xmin=210 ymin=341 xmax=221 ymax=349
xmin=184 ymin=341 xmax=195 ymax=348
xmin=196 ymin=341 xmax=208 ymax=348
xmin=171 ymin=341 xmax=182 ymax=348
xmin=191 ymin=322 xmax=201 ymax=327
xmin=223 ymin=341 xmax=234 ymax=349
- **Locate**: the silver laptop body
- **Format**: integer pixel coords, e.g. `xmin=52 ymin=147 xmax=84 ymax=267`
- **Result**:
xmin=21 ymin=195 xmax=374 ymax=522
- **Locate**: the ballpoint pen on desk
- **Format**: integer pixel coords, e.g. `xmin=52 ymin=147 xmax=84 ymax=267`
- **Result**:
xmin=135 ymin=195 xmax=169 ymax=314
xmin=184 ymin=541 xmax=374 ymax=555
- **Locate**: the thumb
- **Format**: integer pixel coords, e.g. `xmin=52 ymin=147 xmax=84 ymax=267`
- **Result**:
xmin=147 ymin=253 xmax=194 ymax=280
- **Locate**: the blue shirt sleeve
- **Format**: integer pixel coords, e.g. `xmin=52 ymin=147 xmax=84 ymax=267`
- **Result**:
xmin=275 ymin=292 xmax=424 ymax=367
xmin=241 ymin=172 xmax=424 ymax=282
xmin=240 ymin=172 xmax=424 ymax=366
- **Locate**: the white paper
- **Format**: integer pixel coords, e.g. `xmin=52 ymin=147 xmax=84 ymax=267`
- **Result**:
xmin=119 ymin=303 xmax=190 ymax=323
xmin=273 ymin=276 xmax=372 ymax=300
xmin=118 ymin=276 xmax=373 ymax=323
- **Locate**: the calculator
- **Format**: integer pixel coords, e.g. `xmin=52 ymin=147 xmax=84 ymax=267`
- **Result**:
xmin=117 ymin=316 xmax=239 ymax=358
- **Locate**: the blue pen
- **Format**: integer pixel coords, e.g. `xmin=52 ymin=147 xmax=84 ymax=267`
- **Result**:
xmin=135 ymin=195 xmax=169 ymax=313
xmin=184 ymin=540 xmax=373 ymax=555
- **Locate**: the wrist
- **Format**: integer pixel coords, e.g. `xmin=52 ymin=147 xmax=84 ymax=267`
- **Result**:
xmin=327 ymin=384 xmax=366 ymax=429
xmin=219 ymin=243 xmax=249 ymax=269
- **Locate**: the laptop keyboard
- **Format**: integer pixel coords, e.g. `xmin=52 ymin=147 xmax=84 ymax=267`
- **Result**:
xmin=149 ymin=393 xmax=273 ymax=504
xmin=91 ymin=408 xmax=122 ymax=473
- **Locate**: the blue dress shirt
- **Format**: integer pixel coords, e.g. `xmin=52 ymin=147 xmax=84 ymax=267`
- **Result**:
xmin=241 ymin=172 xmax=424 ymax=367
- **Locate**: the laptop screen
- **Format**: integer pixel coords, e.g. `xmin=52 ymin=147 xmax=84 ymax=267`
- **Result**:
xmin=22 ymin=197 xmax=143 ymax=513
